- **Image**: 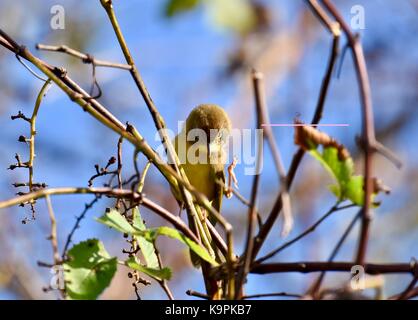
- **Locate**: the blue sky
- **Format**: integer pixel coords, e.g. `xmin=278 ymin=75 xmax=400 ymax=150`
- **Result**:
xmin=0 ymin=0 xmax=417 ymax=299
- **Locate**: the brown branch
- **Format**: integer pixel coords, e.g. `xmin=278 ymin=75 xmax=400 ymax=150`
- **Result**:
xmin=397 ymin=277 xmax=418 ymax=300
xmin=389 ymin=286 xmax=418 ymax=300
xmin=44 ymin=195 xmax=65 ymax=298
xmin=0 ymin=30 xmax=126 ymax=132
xmin=153 ymin=243 xmax=174 ymax=300
xmin=206 ymin=220 xmax=228 ymax=256
xmin=255 ymin=203 xmax=355 ymax=265
xmin=257 ymin=72 xmax=293 ymax=237
xmin=36 ymin=44 xmax=132 ymax=70
xmin=235 ymin=70 xmax=265 ymax=297
xmin=251 ymin=261 xmax=415 ymax=275
xmin=319 ymin=0 xmax=375 ymax=267
xmin=242 ymin=292 xmax=302 ymax=299
xmin=229 ymin=187 xmax=263 ymax=228
xmin=308 ymin=210 xmax=362 ymax=297
xmin=45 ymin=195 xmax=60 ymax=265
xmin=186 ymin=290 xmax=210 ymax=300
xmin=0 ymin=187 xmax=200 ymax=245
xmin=249 ymin=7 xmax=341 ymax=261
xmin=114 ymin=137 xmax=124 ymax=210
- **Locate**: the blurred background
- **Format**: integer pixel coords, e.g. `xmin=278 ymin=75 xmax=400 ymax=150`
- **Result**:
xmin=0 ymin=0 xmax=417 ymax=299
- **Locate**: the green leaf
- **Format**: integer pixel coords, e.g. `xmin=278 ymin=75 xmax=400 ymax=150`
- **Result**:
xmin=345 ymin=175 xmax=365 ymax=206
xmin=309 ymin=146 xmax=363 ymax=205
xmin=296 ymin=125 xmax=387 ymax=207
xmin=132 ymin=207 xmax=159 ymax=269
xmin=138 ymin=226 xmax=218 ymax=266
xmin=64 ymin=239 xmax=117 ymax=300
xmin=97 ymin=209 xmax=218 ymax=266
xmin=97 ymin=208 xmax=159 ymax=268
xmin=125 ymin=257 xmax=172 ymax=281
xmin=96 ymin=208 xmax=135 ymax=234
xmin=165 ymin=0 xmax=200 ymax=17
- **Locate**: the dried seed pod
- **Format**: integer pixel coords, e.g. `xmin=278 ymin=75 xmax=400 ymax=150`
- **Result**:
xmin=294 ymin=119 xmax=351 ymax=161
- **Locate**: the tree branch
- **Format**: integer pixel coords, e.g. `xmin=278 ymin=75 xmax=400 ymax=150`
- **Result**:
xmin=251 ymin=261 xmax=415 ymax=275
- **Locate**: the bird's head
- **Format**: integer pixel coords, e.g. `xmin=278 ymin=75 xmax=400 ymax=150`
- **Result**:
xmin=185 ymin=104 xmax=231 ymax=152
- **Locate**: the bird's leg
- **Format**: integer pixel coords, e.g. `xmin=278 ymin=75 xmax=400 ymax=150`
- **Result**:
xmin=225 ymin=156 xmax=238 ymax=199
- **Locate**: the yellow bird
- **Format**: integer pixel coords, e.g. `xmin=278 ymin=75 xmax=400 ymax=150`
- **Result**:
xmin=172 ymin=104 xmax=231 ymax=225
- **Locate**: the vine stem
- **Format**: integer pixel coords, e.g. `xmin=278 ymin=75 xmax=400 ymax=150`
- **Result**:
xmin=28 ymin=79 xmax=52 ymax=193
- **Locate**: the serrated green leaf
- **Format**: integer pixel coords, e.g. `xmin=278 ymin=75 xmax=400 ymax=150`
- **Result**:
xmin=132 ymin=207 xmax=159 ymax=269
xmin=64 ymin=239 xmax=117 ymax=300
xmin=165 ymin=0 xmax=200 ymax=17
xmin=309 ymin=146 xmax=361 ymax=204
xmin=125 ymin=257 xmax=172 ymax=281
xmin=96 ymin=208 xmax=135 ymax=234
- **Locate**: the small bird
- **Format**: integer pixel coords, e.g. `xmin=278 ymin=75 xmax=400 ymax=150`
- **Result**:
xmin=172 ymin=104 xmax=232 ymax=224
xmin=171 ymin=104 xmax=233 ymax=301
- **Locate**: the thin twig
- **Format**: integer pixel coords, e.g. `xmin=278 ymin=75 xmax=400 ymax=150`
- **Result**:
xmin=255 ymin=203 xmax=355 ymax=265
xmin=235 ymin=70 xmax=264 ymax=298
xmin=389 ymin=286 xmax=418 ymax=300
xmin=62 ymin=196 xmax=100 ymax=258
xmin=36 ymin=44 xmax=132 ymax=70
xmin=45 ymin=195 xmax=60 ymax=265
xmin=251 ymin=261 xmax=416 ymax=275
xmin=0 ymin=187 xmax=203 ymax=246
xmin=250 ymin=16 xmax=341 ymax=260
xmin=308 ymin=210 xmax=362 ymax=297
xmin=45 ymin=195 xmax=65 ymax=299
xmin=11 ymin=79 xmax=52 ymax=221
xmin=115 ymin=137 xmax=124 ymax=209
xmin=396 ymin=259 xmax=418 ymax=300
xmin=186 ymin=290 xmax=210 ymax=300
xmin=230 ymin=187 xmax=263 ymax=229
xmin=252 ymin=70 xmax=292 ymax=237
xmin=15 ymin=54 xmax=48 ymax=82
xmin=154 ymin=243 xmax=174 ymax=300
xmin=242 ymin=292 xmax=302 ymax=299
xmin=319 ymin=0 xmax=376 ymax=267
xmin=397 ymin=277 xmax=418 ymax=300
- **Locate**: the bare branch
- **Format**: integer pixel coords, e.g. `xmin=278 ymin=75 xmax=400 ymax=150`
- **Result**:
xmin=255 ymin=203 xmax=355 ymax=265
xmin=235 ymin=70 xmax=265 ymax=297
xmin=251 ymin=261 xmax=416 ymax=275
xmin=0 ymin=187 xmax=201 ymax=245
xmin=36 ymin=44 xmax=132 ymax=70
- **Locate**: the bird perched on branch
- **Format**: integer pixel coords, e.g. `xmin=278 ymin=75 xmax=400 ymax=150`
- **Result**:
xmin=171 ymin=104 xmax=232 ymax=266
xmin=173 ymin=104 xmax=231 ymax=220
